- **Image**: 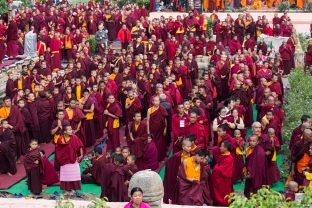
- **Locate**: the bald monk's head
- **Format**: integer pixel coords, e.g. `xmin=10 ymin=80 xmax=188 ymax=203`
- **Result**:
xmin=152 ymin=96 xmax=160 ymax=107
xmin=249 ymin=134 xmax=259 ymax=148
xmin=182 ymin=140 xmax=192 ymax=154
xmin=287 ymin=181 xmax=298 ymax=193
xmin=303 ymin=129 xmax=312 ymax=143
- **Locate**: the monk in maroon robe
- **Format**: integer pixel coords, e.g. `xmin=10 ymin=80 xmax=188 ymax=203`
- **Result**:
xmin=50 ymin=33 xmax=62 ymax=70
xmin=5 ymin=73 xmax=15 ymax=99
xmin=171 ymin=104 xmax=189 ymax=153
xmin=164 ymin=140 xmax=192 ymax=204
xmin=55 ymin=125 xmax=84 ymax=191
xmin=279 ymin=41 xmax=293 ymax=75
xmin=210 ymin=141 xmax=234 ymax=206
xmin=244 ymin=134 xmax=267 ymax=198
xmin=289 ymin=115 xmax=311 ymax=151
xmin=0 ymin=121 xmax=16 ymax=175
xmin=186 ymin=112 xmax=209 ymax=150
xmin=24 ymin=140 xmax=42 ymax=195
xmin=104 ymin=94 xmax=123 ymax=150
xmin=109 ymin=154 xmax=128 ymax=202
xmin=0 ymin=97 xmax=28 ymax=159
xmin=147 ymin=96 xmax=168 ymax=162
xmin=177 ymin=150 xmax=207 ymax=206
xmin=66 ymin=99 xmax=85 ymax=140
xmin=6 ymin=20 xmax=18 ymax=58
xmin=80 ymin=89 xmax=96 ymax=147
xmin=36 ymin=92 xmax=53 ymax=143
xmin=291 ymin=129 xmax=312 ymax=185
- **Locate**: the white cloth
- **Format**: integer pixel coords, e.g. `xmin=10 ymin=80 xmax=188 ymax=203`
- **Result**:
xmin=259 ymin=34 xmax=289 ymax=50
xmin=24 ymin=31 xmax=37 ymax=58
xmin=60 ymin=162 xmax=81 ymax=182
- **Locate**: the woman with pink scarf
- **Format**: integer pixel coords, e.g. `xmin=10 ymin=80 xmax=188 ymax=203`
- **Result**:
xmin=124 ymin=187 xmax=151 ymax=208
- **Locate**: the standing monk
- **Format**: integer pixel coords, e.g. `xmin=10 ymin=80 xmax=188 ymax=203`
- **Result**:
xmin=104 ymin=94 xmax=123 ymax=151
xmin=56 ymin=125 xmax=83 ymax=194
xmin=0 ymin=97 xmax=27 ymax=159
xmin=50 ymin=32 xmax=62 ymax=70
xmin=177 ymin=149 xmax=207 ymax=205
xmin=171 ymin=104 xmax=189 ymax=153
xmin=210 ymin=141 xmax=234 ymax=206
xmin=79 ymin=89 xmax=96 ymax=147
xmin=6 ymin=19 xmax=18 ymax=58
xmin=37 ymin=92 xmax=53 ymax=143
xmin=147 ymin=96 xmax=168 ymax=162
xmin=244 ymin=134 xmax=267 ymax=198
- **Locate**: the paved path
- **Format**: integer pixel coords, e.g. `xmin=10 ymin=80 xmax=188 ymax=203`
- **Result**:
xmin=150 ymin=12 xmax=312 ymax=34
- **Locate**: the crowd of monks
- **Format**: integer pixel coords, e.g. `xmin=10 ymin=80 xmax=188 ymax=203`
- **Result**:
xmin=0 ymin=0 xmax=312 ymax=206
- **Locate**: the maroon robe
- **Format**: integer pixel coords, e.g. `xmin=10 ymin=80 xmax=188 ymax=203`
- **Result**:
xmin=41 ymin=156 xmax=59 ymax=185
xmin=50 ymin=37 xmax=62 ymax=70
xmin=109 ymin=165 xmax=129 ymax=202
xmin=5 ymin=106 xmax=28 ymax=158
xmin=24 ymin=148 xmax=42 ymax=195
xmin=149 ymin=106 xmax=168 ymax=161
xmin=26 ymin=101 xmax=40 ymax=140
xmin=104 ymin=102 xmax=123 ymax=150
xmin=129 ymin=120 xmax=149 ymax=170
xmin=126 ymin=97 xmax=142 ymax=123
xmin=171 ymin=113 xmax=189 ymax=153
xmin=244 ymin=145 xmax=266 ymax=198
xmin=177 ymin=161 xmax=208 ymax=206
xmin=81 ymin=97 xmax=96 ymax=147
xmin=6 ymin=21 xmax=18 ymax=57
xmin=291 ymin=140 xmax=311 ymax=185
xmin=163 ymin=151 xmax=183 ymax=204
xmin=210 ymin=147 xmax=234 ymax=206
xmin=186 ymin=122 xmax=209 ymax=150
xmin=36 ymin=97 xmax=53 ymax=143
xmin=5 ymin=79 xmax=15 ymax=99
xmin=0 ymin=128 xmax=16 ymax=174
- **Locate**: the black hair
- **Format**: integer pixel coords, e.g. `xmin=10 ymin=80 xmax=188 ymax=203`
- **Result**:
xmin=186 ymin=134 xmax=196 ymax=142
xmin=195 ymin=149 xmax=207 ymax=157
xmin=301 ymin=115 xmax=311 ymax=124
xmin=221 ymin=140 xmax=233 ymax=152
xmin=113 ymin=153 xmax=124 ymax=164
xmin=217 ymin=124 xmax=228 ymax=132
xmin=130 ymin=187 xmax=143 ymax=196
xmin=94 ymin=146 xmax=103 ymax=155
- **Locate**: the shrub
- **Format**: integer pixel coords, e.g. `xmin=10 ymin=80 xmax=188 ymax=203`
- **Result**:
xmin=228 ymin=186 xmax=312 ymax=208
xmin=305 ymin=2 xmax=312 ymax=12
xmin=298 ymin=33 xmax=310 ymax=52
xmin=0 ymin=0 xmax=8 ymax=15
xmin=89 ymin=35 xmax=97 ymax=55
xmin=88 ymin=198 xmax=111 ymax=208
xmin=277 ymin=1 xmax=289 ymax=12
xmin=280 ymin=70 xmax=312 ymax=180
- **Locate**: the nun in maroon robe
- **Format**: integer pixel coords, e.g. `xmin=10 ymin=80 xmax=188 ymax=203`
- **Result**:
xmin=36 ymin=92 xmax=53 ymax=143
xmin=24 ymin=145 xmax=42 ymax=195
xmin=0 ymin=126 xmax=16 ymax=175
xmin=6 ymin=20 xmax=18 ymax=58
xmin=104 ymin=95 xmax=123 ymax=150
